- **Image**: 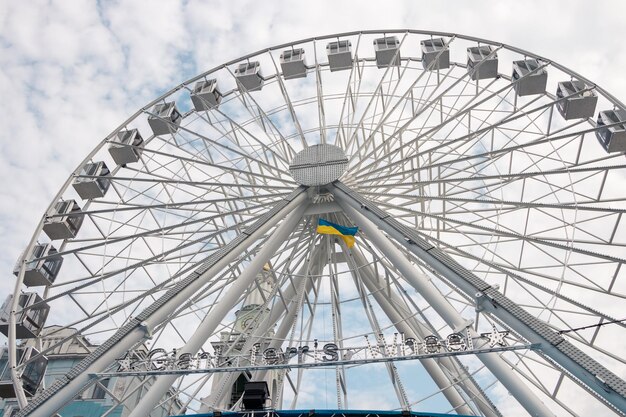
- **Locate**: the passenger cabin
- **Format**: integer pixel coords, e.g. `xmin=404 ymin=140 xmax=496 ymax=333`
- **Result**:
xmin=512 ymin=59 xmax=547 ymax=96
xmin=421 ymin=38 xmax=449 ymax=70
xmin=0 ymin=293 xmax=49 ymax=339
xmin=190 ymin=79 xmax=222 ymax=111
xmin=0 ymin=347 xmax=48 ymax=398
xmin=109 ymin=129 xmax=144 ymax=165
xmin=596 ymin=109 xmax=626 ymax=153
xmin=14 ymin=243 xmax=63 ymax=287
xmin=556 ymin=81 xmax=598 ymax=120
xmin=72 ymin=161 xmax=111 ymax=200
xmin=373 ymin=36 xmax=401 ymax=68
xmin=148 ymin=102 xmax=182 ymax=136
xmin=326 ymin=40 xmax=352 ymax=72
xmin=467 ymin=45 xmax=498 ymax=80
xmin=42 ymin=200 xmax=83 ymax=241
xmin=234 ymin=62 xmax=263 ymax=92
xmin=280 ymin=48 xmax=307 ymax=79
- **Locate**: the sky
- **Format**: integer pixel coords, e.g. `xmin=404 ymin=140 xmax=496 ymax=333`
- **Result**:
xmin=1 ymin=0 xmax=626 ymax=297
xmin=1 ymin=0 xmax=626 ymax=414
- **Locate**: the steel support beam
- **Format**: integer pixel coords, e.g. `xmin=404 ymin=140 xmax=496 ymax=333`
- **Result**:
xmin=18 ymin=188 xmax=308 ymax=417
xmin=199 ymin=245 xmax=324 ymax=411
xmin=128 ymin=197 xmax=310 ymax=417
xmin=351 ymin=246 xmax=501 ymax=417
xmin=331 ymin=185 xmax=556 ymax=417
xmin=330 ymin=181 xmax=626 ymax=416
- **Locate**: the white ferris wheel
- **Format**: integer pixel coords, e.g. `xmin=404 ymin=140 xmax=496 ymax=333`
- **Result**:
xmin=4 ymin=30 xmax=626 ymax=417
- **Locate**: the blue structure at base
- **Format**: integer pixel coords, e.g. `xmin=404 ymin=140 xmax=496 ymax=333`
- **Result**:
xmin=174 ymin=409 xmax=478 ymax=417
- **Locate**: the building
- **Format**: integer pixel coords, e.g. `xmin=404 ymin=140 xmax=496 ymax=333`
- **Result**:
xmin=0 ymin=326 xmax=185 ymax=417
xmin=201 ymin=265 xmax=283 ymax=412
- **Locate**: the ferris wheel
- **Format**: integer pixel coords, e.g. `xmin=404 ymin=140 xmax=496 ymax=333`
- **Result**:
xmin=4 ymin=30 xmax=626 ymax=417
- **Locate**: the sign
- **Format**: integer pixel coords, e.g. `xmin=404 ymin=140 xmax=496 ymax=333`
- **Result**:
xmin=115 ymin=327 xmax=509 ymax=373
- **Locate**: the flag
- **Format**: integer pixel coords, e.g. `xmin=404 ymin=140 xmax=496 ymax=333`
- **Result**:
xmin=316 ymin=218 xmax=358 ymax=248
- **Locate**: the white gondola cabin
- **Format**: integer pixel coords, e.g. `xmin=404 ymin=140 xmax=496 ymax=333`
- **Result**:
xmin=512 ymin=59 xmax=547 ymax=96
xmin=326 ymin=40 xmax=352 ymax=72
xmin=0 ymin=346 xmax=48 ymax=397
xmin=72 ymin=161 xmax=111 ymax=200
xmin=234 ymin=62 xmax=263 ymax=92
xmin=42 ymin=200 xmax=83 ymax=241
xmin=556 ymin=81 xmax=598 ymax=120
xmin=109 ymin=129 xmax=144 ymax=165
xmin=0 ymin=293 xmax=49 ymax=339
xmin=14 ymin=243 xmax=63 ymax=287
xmin=190 ymin=79 xmax=222 ymax=111
xmin=421 ymin=38 xmax=449 ymax=70
xmin=596 ymin=109 xmax=626 ymax=153
xmin=467 ymin=46 xmax=498 ymax=80
xmin=148 ymin=102 xmax=182 ymax=136
xmin=373 ymin=36 xmax=400 ymax=68
xmin=280 ymin=48 xmax=307 ymax=80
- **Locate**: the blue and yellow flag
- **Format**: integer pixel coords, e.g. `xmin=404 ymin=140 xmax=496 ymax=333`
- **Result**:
xmin=316 ymin=218 xmax=358 ymax=248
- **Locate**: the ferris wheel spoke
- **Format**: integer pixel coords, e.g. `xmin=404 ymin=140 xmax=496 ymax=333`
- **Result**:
xmin=268 ymin=51 xmax=308 ymax=148
xmin=227 ymin=69 xmax=299 ymax=160
xmin=157 ymin=106 xmax=295 ymax=178
xmin=405 ymin=226 xmax=626 ymax=325
xmin=356 ymin=66 xmax=504 ymax=178
xmin=376 ymin=199 xmax=626 ymax=265
xmin=49 ymin=199 xmax=278 ymax=268
xmin=364 ymin=192 xmax=626 ymax=214
xmin=45 ymin=193 xmax=286 ymax=218
xmin=313 ymin=40 xmax=330 ymax=146
xmin=350 ymin=53 xmax=515 ymax=176
xmin=43 ymin=216 xmax=265 ymax=314
xmin=500 ymin=350 xmax=591 ymax=417
xmin=141 ymin=111 xmax=217 ymax=167
xmin=342 ymin=32 xmax=410 ymax=156
xmin=555 ymin=326 xmax=626 ymax=364
xmin=352 ymin=80 xmax=588 ymax=180
xmin=347 ymin=51 xmax=458 ymax=169
xmin=347 ymin=56 xmax=474 ymax=173
xmin=363 ymin=102 xmax=551 ymax=184
xmin=357 ymin=164 xmax=626 ymax=204
xmin=125 ymin=145 xmax=284 ymax=191
xmin=17 ymin=284 xmax=171 ymax=368
xmin=355 ymin=101 xmax=561 ymax=184
xmin=334 ymin=34 xmax=366 ymax=151
xmin=130 ymin=146 xmax=296 ymax=186
xmin=93 ymin=175 xmax=295 ymax=191
xmin=188 ymin=88 xmax=293 ymax=167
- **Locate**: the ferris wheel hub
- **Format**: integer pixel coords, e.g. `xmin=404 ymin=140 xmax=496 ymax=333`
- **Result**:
xmin=288 ymin=144 xmax=348 ymax=186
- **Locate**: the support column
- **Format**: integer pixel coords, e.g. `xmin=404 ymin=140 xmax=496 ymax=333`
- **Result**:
xmin=333 ymin=194 xmax=556 ymax=417
xmin=128 ymin=198 xmax=310 ymax=417
xmin=21 ymin=189 xmax=308 ymax=417
xmin=199 ymin=246 xmax=324 ymax=411
xmin=331 ymin=182 xmax=626 ymax=415
xmin=350 ymin=246 xmax=500 ymax=417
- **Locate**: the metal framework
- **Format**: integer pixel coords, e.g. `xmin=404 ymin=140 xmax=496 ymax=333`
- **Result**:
xmin=6 ymin=30 xmax=626 ymax=417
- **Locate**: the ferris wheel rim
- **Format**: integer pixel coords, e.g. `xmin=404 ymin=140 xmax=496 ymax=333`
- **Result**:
xmin=7 ymin=29 xmax=626 ymax=417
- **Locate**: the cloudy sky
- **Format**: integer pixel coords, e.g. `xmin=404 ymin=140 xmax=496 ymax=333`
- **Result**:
xmin=0 ymin=0 xmax=625 ymax=414
xmin=1 ymin=0 xmax=625 ymax=297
